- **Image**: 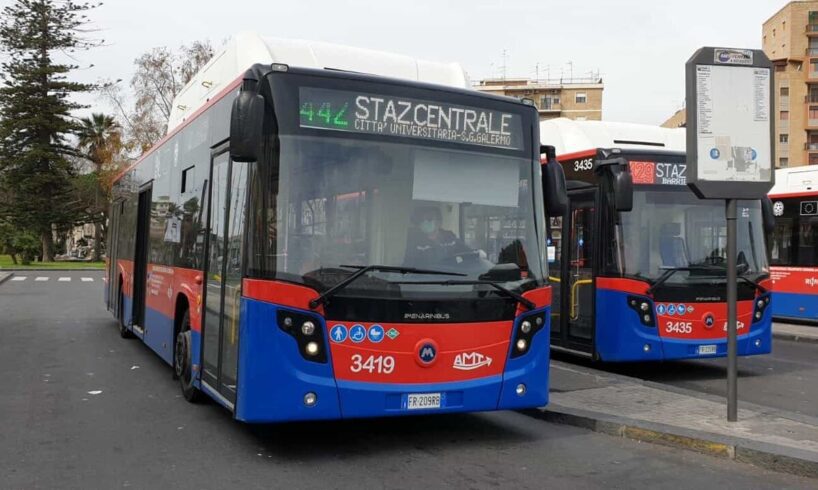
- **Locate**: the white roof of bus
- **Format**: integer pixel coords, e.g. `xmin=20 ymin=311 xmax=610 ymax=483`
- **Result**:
xmin=539 ymin=118 xmax=686 ymax=156
xmin=168 ymin=32 xmax=470 ymax=132
xmin=769 ymin=167 xmax=818 ymax=195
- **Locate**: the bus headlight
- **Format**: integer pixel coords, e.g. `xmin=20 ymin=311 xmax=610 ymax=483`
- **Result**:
xmin=277 ymin=310 xmax=328 ymax=363
xmin=752 ymin=294 xmax=770 ymax=324
xmin=511 ymin=312 xmax=546 ymax=359
xmin=627 ymin=295 xmax=656 ymax=327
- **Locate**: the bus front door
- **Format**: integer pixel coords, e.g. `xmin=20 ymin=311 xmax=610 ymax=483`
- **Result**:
xmin=552 ymin=188 xmax=597 ymax=355
xmin=201 ymin=148 xmax=248 ymax=406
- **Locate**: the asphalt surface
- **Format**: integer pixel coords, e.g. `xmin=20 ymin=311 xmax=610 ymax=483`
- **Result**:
xmin=561 ymin=336 xmax=818 ymax=418
xmin=1 ymin=271 xmax=814 ymax=489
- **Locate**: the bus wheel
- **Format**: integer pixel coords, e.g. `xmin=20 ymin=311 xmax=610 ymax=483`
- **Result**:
xmin=175 ymin=309 xmax=203 ymax=403
xmin=118 ymin=291 xmax=134 ymax=339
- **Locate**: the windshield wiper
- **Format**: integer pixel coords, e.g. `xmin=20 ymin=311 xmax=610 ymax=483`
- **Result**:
xmin=308 ymin=265 xmax=466 ymax=309
xmin=391 ymin=279 xmax=537 ymax=310
xmin=646 ymin=265 xmax=767 ymax=296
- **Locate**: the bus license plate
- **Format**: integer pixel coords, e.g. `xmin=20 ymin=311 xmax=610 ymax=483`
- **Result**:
xmin=407 ymin=393 xmax=441 ymax=410
xmin=698 ymin=345 xmax=717 ymax=355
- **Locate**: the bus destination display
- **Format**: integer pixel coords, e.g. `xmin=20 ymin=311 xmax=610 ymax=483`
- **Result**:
xmin=299 ymin=87 xmax=523 ymax=150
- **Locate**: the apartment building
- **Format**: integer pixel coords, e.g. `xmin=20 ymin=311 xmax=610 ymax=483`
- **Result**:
xmin=474 ymin=77 xmax=603 ymax=121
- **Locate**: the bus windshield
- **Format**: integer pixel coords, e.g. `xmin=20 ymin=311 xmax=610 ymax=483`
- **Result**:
xmin=251 ymin=134 xmax=545 ymax=298
xmin=619 ymin=189 xmax=768 ymax=284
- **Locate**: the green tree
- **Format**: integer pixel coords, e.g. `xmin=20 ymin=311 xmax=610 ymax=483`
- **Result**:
xmin=0 ymin=0 xmax=102 ymax=261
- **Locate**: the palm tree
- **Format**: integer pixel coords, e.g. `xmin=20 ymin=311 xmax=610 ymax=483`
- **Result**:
xmin=76 ymin=113 xmax=122 ymax=261
xmin=78 ymin=113 xmax=122 ymax=169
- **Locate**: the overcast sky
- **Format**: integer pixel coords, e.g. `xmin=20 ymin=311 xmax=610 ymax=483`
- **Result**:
xmin=8 ymin=0 xmax=788 ymax=125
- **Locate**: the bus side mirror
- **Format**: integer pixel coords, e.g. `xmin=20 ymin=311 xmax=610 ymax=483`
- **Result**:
xmin=611 ymin=167 xmax=633 ymax=212
xmin=230 ymin=89 xmax=265 ymax=162
xmin=596 ymin=157 xmax=633 ymax=212
xmin=761 ymin=196 xmax=775 ymax=235
xmin=541 ymin=145 xmax=568 ymax=217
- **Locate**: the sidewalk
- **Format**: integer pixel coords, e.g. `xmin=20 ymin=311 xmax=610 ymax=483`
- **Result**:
xmin=540 ymin=361 xmax=818 ymax=478
xmin=0 ymin=272 xmax=12 ymax=285
xmin=774 ymin=322 xmax=818 ymax=344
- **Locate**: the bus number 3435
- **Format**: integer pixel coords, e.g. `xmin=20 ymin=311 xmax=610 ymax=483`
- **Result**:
xmin=350 ymin=354 xmax=395 ymax=374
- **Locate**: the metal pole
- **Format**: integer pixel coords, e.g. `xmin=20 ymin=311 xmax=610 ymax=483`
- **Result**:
xmin=726 ymin=199 xmax=738 ymax=422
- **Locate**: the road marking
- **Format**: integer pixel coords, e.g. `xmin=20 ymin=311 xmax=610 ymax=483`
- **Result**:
xmin=58 ymin=277 xmax=71 ymax=282
xmin=81 ymin=277 xmax=93 ymax=282
xmin=35 ymin=277 xmax=48 ymax=281
xmin=10 ymin=276 xmax=27 ymax=281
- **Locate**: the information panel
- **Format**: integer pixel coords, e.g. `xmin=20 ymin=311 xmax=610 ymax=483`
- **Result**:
xmin=685 ymin=47 xmax=774 ymax=199
xmin=299 ymin=87 xmax=524 ymax=150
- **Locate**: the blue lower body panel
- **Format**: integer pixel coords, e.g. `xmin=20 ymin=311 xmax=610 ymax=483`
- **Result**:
xmin=772 ymin=291 xmax=818 ymax=323
xmin=235 ymin=297 xmax=549 ymax=423
xmin=595 ymin=289 xmax=772 ymax=362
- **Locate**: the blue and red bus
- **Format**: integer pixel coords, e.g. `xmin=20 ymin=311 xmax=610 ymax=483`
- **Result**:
xmin=104 ymin=37 xmax=563 ymax=422
xmin=769 ymin=167 xmax=818 ymax=323
xmin=540 ymin=118 xmax=773 ymax=361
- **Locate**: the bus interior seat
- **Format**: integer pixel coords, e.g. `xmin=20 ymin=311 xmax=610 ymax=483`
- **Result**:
xmin=659 ymin=222 xmax=688 ymax=268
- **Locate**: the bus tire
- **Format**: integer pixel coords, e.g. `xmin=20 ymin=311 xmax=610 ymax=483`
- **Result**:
xmin=118 ymin=290 xmax=134 ymax=339
xmin=175 ymin=309 xmax=204 ymax=403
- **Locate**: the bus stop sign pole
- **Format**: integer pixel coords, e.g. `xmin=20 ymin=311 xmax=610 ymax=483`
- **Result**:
xmin=685 ymin=47 xmax=775 ymax=422
xmin=725 ymin=199 xmax=738 ymax=421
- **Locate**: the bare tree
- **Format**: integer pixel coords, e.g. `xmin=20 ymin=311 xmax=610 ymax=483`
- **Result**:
xmin=99 ymin=40 xmax=214 ymax=154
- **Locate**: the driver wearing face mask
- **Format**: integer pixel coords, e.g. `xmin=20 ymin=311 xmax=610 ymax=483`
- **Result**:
xmin=404 ymin=206 xmax=468 ymax=266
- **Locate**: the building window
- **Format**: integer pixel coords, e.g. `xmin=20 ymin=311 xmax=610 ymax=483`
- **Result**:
xmin=810 ymin=106 xmax=818 ymax=120
xmin=575 ymin=93 xmax=587 ymax=104
xmin=775 ymin=64 xmax=785 ymax=72
xmin=779 ymin=158 xmax=789 ymax=168
xmin=811 ymin=154 xmax=818 ymax=165
xmin=780 ymin=134 xmax=789 ymax=143
xmin=780 ymin=87 xmax=789 ymax=97
xmin=781 ymin=111 xmax=789 ymax=120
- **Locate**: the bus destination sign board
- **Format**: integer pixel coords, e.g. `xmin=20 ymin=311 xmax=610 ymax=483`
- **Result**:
xmin=685 ymin=47 xmax=774 ymax=199
xmin=299 ymin=87 xmax=524 ymax=150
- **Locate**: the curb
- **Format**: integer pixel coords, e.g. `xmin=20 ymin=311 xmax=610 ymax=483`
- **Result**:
xmin=534 ymin=406 xmax=818 ymax=479
xmin=0 ymin=272 xmax=13 ymax=285
xmin=773 ymin=331 xmax=818 ymax=345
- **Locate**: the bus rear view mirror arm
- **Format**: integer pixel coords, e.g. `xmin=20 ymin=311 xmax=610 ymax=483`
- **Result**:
xmin=596 ymin=157 xmax=633 ymax=212
xmin=230 ymin=69 xmax=266 ymax=162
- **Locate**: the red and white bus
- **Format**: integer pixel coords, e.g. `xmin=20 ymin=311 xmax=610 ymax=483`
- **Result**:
xmin=104 ymin=34 xmax=564 ymax=422
xmin=769 ymin=167 xmax=818 ymax=322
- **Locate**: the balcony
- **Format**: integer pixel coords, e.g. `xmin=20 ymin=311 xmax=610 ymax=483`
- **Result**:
xmin=808 ymin=95 xmax=818 ymax=103
xmin=807 ymin=48 xmax=818 ymax=56
xmin=808 ymin=24 xmax=818 ymax=34
xmin=805 ymin=143 xmax=818 ymax=151
xmin=809 ymin=119 xmax=818 ymax=128
xmin=538 ymin=102 xmax=561 ymax=112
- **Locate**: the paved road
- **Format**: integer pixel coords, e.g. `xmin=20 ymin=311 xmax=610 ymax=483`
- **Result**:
xmin=556 ymin=336 xmax=818 ymax=418
xmin=0 ymin=271 xmax=814 ymax=489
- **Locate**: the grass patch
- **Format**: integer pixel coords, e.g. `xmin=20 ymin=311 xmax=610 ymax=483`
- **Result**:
xmin=0 ymin=255 xmax=105 ymax=270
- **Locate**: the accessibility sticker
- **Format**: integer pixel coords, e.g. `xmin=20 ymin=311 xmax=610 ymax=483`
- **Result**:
xmin=330 ymin=324 xmax=348 ymax=343
xmin=386 ymin=327 xmax=400 ymax=340
xmin=368 ymin=324 xmax=384 ymax=343
xmin=350 ymin=324 xmax=367 ymax=343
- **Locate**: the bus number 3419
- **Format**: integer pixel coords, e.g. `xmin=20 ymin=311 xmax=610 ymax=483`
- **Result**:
xmin=350 ymin=354 xmax=395 ymax=374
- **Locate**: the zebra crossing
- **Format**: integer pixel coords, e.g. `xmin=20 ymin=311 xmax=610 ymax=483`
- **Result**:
xmin=9 ymin=275 xmax=96 ymax=282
